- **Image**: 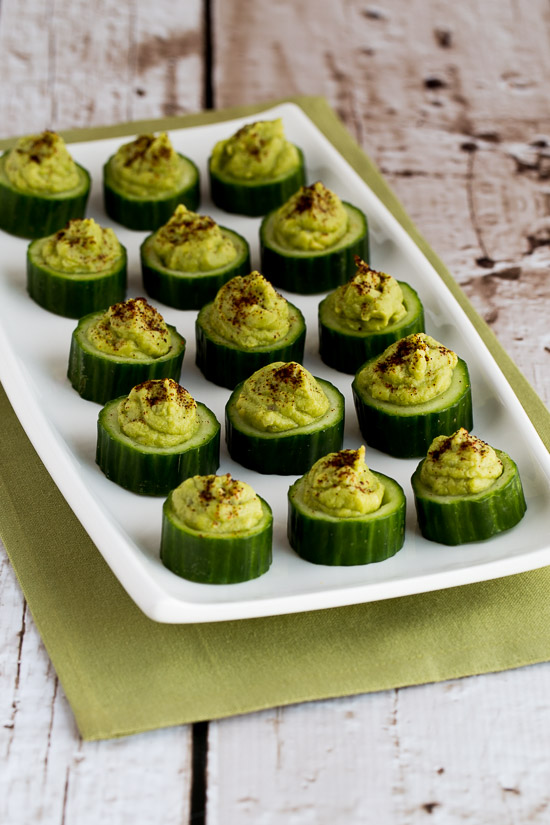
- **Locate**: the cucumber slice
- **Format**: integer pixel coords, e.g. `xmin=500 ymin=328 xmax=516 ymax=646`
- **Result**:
xmin=196 ymin=301 xmax=306 ymax=389
xmin=140 ymin=227 xmax=251 ymax=310
xmin=411 ymin=450 xmax=526 ymax=545
xmin=318 ymin=282 xmax=425 ymax=373
xmin=68 ymin=312 xmax=186 ymax=405
xmin=27 ymin=236 xmax=127 ymax=318
xmin=0 ymin=153 xmax=90 ymax=239
xmin=96 ymin=397 xmax=220 ymax=496
xmin=208 ymin=147 xmax=305 ymax=217
xmin=161 ymin=494 xmax=273 ymax=583
xmin=288 ymin=470 xmax=406 ymax=565
xmin=260 ymin=203 xmax=369 ymax=294
xmin=225 ymin=378 xmax=345 ymax=475
xmin=103 ymin=153 xmax=200 ymax=231
xmin=352 ymin=357 xmax=473 ymax=458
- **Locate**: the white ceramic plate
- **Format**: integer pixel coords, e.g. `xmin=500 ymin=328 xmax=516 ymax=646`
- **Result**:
xmin=1 ymin=102 xmax=550 ymax=623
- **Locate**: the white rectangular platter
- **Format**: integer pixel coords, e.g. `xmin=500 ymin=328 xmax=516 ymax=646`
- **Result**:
xmin=1 ymin=102 xmax=550 ymax=623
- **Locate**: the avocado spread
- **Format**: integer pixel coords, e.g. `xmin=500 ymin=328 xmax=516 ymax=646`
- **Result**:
xmin=109 ymin=133 xmax=184 ymax=197
xmin=302 ymin=445 xmax=384 ymax=517
xmin=40 ymin=218 xmax=121 ymax=273
xmin=236 ymin=361 xmax=329 ymax=432
xmin=210 ymin=118 xmax=300 ymax=181
xmin=118 ymin=378 xmax=198 ymax=448
xmin=420 ymin=428 xmax=503 ymax=496
xmin=209 ymin=271 xmax=290 ymax=348
xmin=171 ymin=473 xmax=263 ymax=534
xmin=151 ymin=204 xmax=237 ymax=272
xmin=333 ymin=257 xmax=407 ymax=331
xmin=272 ymin=181 xmax=348 ymax=251
xmin=5 ymin=131 xmax=80 ymax=194
xmin=359 ymin=333 xmax=458 ymax=406
xmin=87 ymin=297 xmax=171 ymax=360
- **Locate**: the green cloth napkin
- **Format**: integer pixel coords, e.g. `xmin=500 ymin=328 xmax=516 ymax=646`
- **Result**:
xmin=1 ymin=97 xmax=549 ymax=741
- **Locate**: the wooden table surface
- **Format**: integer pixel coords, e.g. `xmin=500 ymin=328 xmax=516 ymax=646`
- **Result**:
xmin=1 ymin=1 xmax=550 ymax=822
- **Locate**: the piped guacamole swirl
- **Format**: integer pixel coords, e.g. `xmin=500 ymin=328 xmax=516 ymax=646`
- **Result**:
xmin=420 ymin=428 xmax=503 ymax=496
xmin=171 ymin=473 xmax=264 ymax=534
xmin=5 ymin=131 xmax=80 ymax=194
xmin=40 ymin=218 xmax=121 ymax=273
xmin=333 ymin=257 xmax=407 ymax=332
xmin=210 ymin=118 xmax=300 ymax=181
xmin=118 ymin=379 xmax=199 ymax=448
xmin=272 ymin=182 xmax=348 ymax=251
xmin=108 ymin=133 xmax=185 ymax=197
xmin=87 ymin=297 xmax=171 ymax=360
xmin=150 ymin=204 xmax=237 ymax=272
xmin=302 ymin=446 xmax=384 ymax=517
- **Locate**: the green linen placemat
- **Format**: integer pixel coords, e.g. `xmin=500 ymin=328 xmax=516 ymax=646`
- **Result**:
xmin=1 ymin=97 xmax=549 ymax=741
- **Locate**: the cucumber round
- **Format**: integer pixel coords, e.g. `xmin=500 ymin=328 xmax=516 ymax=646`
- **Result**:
xmin=103 ymin=153 xmax=200 ymax=231
xmin=225 ymin=377 xmax=345 ymax=475
xmin=140 ymin=226 xmax=251 ymax=310
xmin=352 ymin=357 xmax=473 ymax=458
xmin=68 ymin=312 xmax=186 ymax=405
xmin=411 ymin=450 xmax=526 ymax=545
xmin=259 ymin=203 xmax=369 ymax=294
xmin=161 ymin=493 xmax=273 ymax=583
xmin=318 ymin=282 xmax=425 ymax=374
xmin=208 ymin=146 xmax=305 ymax=217
xmin=27 ymin=236 xmax=127 ymax=318
xmin=288 ymin=470 xmax=406 ymax=565
xmin=0 ymin=153 xmax=90 ymax=239
xmin=96 ymin=397 xmax=220 ymax=496
xmin=196 ymin=301 xmax=306 ymax=389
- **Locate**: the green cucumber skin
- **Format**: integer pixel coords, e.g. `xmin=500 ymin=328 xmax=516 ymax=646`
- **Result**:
xmin=0 ymin=159 xmax=90 ymax=239
xmin=208 ymin=147 xmax=305 ymax=217
xmin=318 ymin=283 xmax=425 ymax=374
xmin=259 ymin=205 xmax=369 ymax=294
xmin=411 ymin=451 xmax=526 ymax=545
xmin=26 ymin=244 xmax=127 ymax=319
xmin=288 ymin=472 xmax=406 ymax=565
xmin=352 ymin=358 xmax=473 ymax=459
xmin=195 ymin=304 xmax=306 ymax=389
xmin=103 ymin=154 xmax=200 ymax=231
xmin=96 ymin=399 xmax=220 ymax=496
xmin=161 ymin=497 xmax=273 ymax=583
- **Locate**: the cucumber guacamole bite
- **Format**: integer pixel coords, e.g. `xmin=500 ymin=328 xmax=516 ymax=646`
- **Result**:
xmin=140 ymin=204 xmax=250 ymax=309
xmin=27 ymin=218 xmax=127 ymax=318
xmin=0 ymin=131 xmax=90 ymax=238
xmin=260 ymin=181 xmax=369 ymax=293
xmin=352 ymin=332 xmax=473 ymax=458
xmin=208 ymin=118 xmax=305 ymax=216
xmin=103 ymin=132 xmax=200 ymax=230
xmin=411 ymin=428 xmax=526 ymax=545
xmin=288 ymin=446 xmax=406 ymax=565
xmin=196 ymin=271 xmax=306 ymax=388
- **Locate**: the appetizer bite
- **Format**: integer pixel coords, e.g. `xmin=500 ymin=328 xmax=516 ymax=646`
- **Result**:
xmin=352 ymin=333 xmax=473 ymax=458
xmin=140 ymin=204 xmax=250 ymax=310
xmin=27 ymin=218 xmax=127 ymax=318
xmin=208 ymin=118 xmax=305 ymax=216
xmin=68 ymin=296 xmax=185 ymax=404
xmin=225 ymin=361 xmax=344 ymax=475
xmin=260 ymin=181 xmax=369 ymax=294
xmin=161 ymin=473 xmax=273 ymax=583
xmin=103 ymin=132 xmax=200 ymax=230
xmin=411 ymin=428 xmax=526 ymax=544
xmin=318 ymin=256 xmax=424 ymax=373
xmin=288 ymin=446 xmax=406 ymax=565
xmin=195 ymin=271 xmax=306 ymax=388
xmin=0 ymin=131 xmax=90 ymax=238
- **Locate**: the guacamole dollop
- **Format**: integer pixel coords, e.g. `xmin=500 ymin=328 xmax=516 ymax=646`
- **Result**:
xmin=333 ymin=257 xmax=407 ymax=331
xmin=109 ymin=133 xmax=184 ymax=197
xmin=420 ymin=428 xmax=503 ymax=496
xmin=171 ymin=473 xmax=263 ymax=534
xmin=41 ymin=218 xmax=121 ymax=273
xmin=150 ymin=204 xmax=237 ymax=272
xmin=210 ymin=118 xmax=300 ymax=181
xmin=5 ymin=131 xmax=80 ymax=194
xmin=302 ymin=446 xmax=384 ymax=517
xmin=209 ymin=271 xmax=290 ymax=348
xmin=272 ymin=181 xmax=348 ymax=251
xmin=236 ymin=361 xmax=329 ymax=432
xmin=358 ymin=333 xmax=458 ymax=406
xmin=87 ymin=297 xmax=171 ymax=360
xmin=118 ymin=379 xmax=198 ymax=448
